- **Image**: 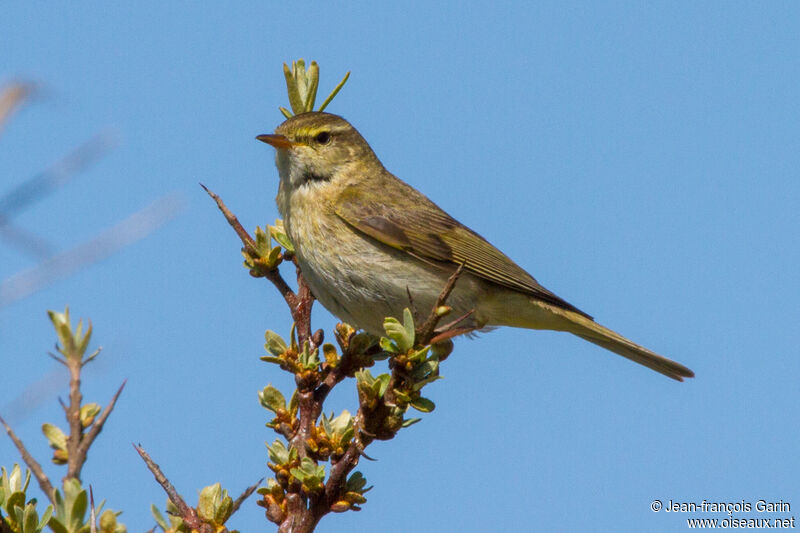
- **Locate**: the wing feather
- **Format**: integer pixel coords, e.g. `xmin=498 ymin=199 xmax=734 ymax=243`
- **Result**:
xmin=335 ymin=183 xmax=592 ymax=319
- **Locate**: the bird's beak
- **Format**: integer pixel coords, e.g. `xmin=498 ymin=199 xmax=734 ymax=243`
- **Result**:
xmin=256 ymin=134 xmax=298 ymax=150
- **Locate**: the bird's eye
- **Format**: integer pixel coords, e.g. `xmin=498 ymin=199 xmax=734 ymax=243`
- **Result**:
xmin=314 ymin=131 xmax=331 ymax=145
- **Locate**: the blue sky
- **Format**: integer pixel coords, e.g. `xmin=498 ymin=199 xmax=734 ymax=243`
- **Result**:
xmin=2 ymin=3 xmax=798 ymax=532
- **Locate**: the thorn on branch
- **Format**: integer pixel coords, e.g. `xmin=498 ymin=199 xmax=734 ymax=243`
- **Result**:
xmin=201 ymin=184 xmax=301 ymax=316
xmin=199 ymin=183 xmax=256 ymax=252
xmin=134 ymin=444 xmax=204 ymax=532
xmin=71 ymin=380 xmax=126 ymax=477
xmin=231 ymin=478 xmax=263 ymax=515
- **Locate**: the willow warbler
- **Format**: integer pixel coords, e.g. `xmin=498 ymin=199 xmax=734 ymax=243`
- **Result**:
xmin=257 ymin=112 xmax=694 ymax=381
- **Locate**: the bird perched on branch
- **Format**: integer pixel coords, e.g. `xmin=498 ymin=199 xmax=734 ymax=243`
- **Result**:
xmin=258 ymin=112 xmax=694 ymax=382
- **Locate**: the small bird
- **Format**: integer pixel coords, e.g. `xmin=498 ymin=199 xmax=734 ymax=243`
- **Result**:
xmin=257 ymin=112 xmax=694 ymax=381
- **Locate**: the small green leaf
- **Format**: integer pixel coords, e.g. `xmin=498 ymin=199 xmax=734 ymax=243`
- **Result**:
xmin=401 ymin=417 xmax=422 ymax=428
xmin=383 ymin=308 xmax=415 ymax=352
xmin=327 ymin=410 xmax=353 ymax=438
xmin=411 ymin=359 xmax=438 ymax=381
xmin=265 ymin=245 xmax=281 ymax=267
xmin=269 ymin=220 xmax=294 ymax=253
xmin=298 ymin=343 xmax=320 ymax=370
xmin=303 ymin=62 xmax=320 ymax=112
xmin=283 ymin=63 xmax=304 ymax=115
xmin=79 ymin=403 xmax=101 ymax=428
xmin=41 ymin=424 xmax=67 ymax=451
xmin=38 ymin=506 xmax=53 ymax=532
xmin=355 ymin=369 xmax=375 ymax=386
xmin=317 ymin=71 xmax=350 ymax=112
xmin=264 ymin=331 xmax=288 ymax=356
xmin=290 ymin=458 xmax=325 ymax=490
xmin=402 ymin=308 xmax=415 ymax=347
xmin=375 ymin=374 xmax=390 ymax=397
xmin=409 ymin=345 xmax=431 ymax=363
xmin=214 ymin=491 xmax=233 ymax=525
xmin=379 ymin=337 xmax=398 ymax=353
xmin=267 ymin=440 xmax=292 ymax=465
xmin=197 ymin=483 xmax=220 ymax=522
xmin=410 ymin=397 xmax=436 ymax=413
xmin=345 ymin=471 xmax=370 ymax=493
xmin=71 ymin=486 xmax=88 ymax=528
xmin=150 ymin=504 xmax=169 ymax=531
xmin=412 ymin=375 xmax=443 ymax=391
xmin=258 ymin=385 xmax=286 ymax=414
xmin=288 ymin=390 xmax=299 ymax=418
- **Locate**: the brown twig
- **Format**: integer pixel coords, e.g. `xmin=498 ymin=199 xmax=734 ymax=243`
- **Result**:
xmin=321 ymin=441 xmax=361 ymax=510
xmin=133 ymin=444 xmax=206 ymax=532
xmin=201 ymin=184 xmax=316 ymax=343
xmin=71 ymin=380 xmax=126 ymax=478
xmin=64 ymin=351 xmax=83 ymax=481
xmin=0 ymin=414 xmax=55 ymax=503
xmin=231 ymin=478 xmax=263 ymax=515
xmin=415 ymin=263 xmax=465 ymax=345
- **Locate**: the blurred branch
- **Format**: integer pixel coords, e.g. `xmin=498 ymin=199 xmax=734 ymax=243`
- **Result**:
xmin=0 ymin=220 xmax=55 ymax=260
xmin=0 ymin=133 xmax=116 ymax=259
xmin=0 ymin=133 xmax=116 ymax=218
xmin=0 ymin=367 xmax=63 ymax=427
xmin=0 ymin=82 xmax=35 ymax=135
xmin=0 ymin=193 xmax=183 ymax=307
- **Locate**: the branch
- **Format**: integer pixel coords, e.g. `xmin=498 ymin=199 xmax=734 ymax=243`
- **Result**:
xmin=231 ymin=478 xmax=262 ymax=515
xmin=71 ymin=380 xmax=126 ymax=477
xmin=0 ymin=82 xmax=34 ymax=135
xmin=0 ymin=414 xmax=55 ymax=503
xmin=200 ymin=184 xmax=302 ymax=317
xmin=133 ymin=445 xmax=206 ymax=533
xmin=322 ymin=442 xmax=361 ymax=509
xmin=415 ymin=263 xmax=465 ymax=345
xmin=65 ymin=351 xmax=83 ymax=480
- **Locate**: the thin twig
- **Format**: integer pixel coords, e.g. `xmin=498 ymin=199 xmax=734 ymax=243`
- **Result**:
xmin=199 ymin=184 xmax=256 ymax=251
xmin=231 ymin=478 xmax=263 ymax=514
xmin=0 ymin=414 xmax=55 ymax=503
xmin=201 ymin=184 xmax=300 ymax=312
xmin=416 ymin=263 xmax=465 ymax=345
xmin=133 ymin=444 xmax=203 ymax=531
xmin=0 ymin=133 xmax=116 ymax=219
xmin=72 ymin=380 xmax=127 ymax=477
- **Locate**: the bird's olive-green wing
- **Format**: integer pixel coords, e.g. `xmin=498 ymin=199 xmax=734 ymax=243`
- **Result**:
xmin=334 ymin=183 xmax=592 ymax=318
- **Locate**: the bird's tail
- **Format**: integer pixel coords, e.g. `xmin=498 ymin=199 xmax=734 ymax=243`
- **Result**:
xmin=557 ymin=307 xmax=694 ymax=381
xmin=480 ymin=292 xmax=694 ymax=381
